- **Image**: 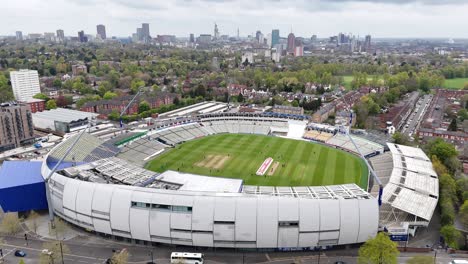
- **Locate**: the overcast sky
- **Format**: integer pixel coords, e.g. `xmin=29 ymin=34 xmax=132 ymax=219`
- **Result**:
xmin=3 ymin=0 xmax=468 ymax=38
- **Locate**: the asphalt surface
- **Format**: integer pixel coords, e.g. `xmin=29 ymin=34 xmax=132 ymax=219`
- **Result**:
xmin=1 ymin=234 xmax=465 ymax=264
xmin=401 ymin=94 xmax=433 ymax=137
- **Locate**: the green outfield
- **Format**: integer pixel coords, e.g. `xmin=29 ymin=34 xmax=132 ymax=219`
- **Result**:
xmin=146 ymin=134 xmax=369 ymax=188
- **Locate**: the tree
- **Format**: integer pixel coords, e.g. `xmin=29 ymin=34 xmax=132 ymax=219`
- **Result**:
xmin=459 ymin=200 xmax=468 ymax=228
xmin=448 ymin=118 xmax=457 ymax=131
xmin=49 ymin=218 xmax=69 ymax=240
xmin=431 ymin=156 xmax=448 ymax=176
xmin=440 ymin=225 xmax=462 ymax=249
xmin=406 ymin=256 xmax=434 ymax=264
xmin=97 ymin=81 xmax=113 ymax=97
xmin=53 ymin=78 xmax=62 ymax=88
xmin=138 ymin=100 xmax=150 ymax=114
xmin=111 ymin=249 xmax=129 ymax=264
xmin=130 ymin=78 xmax=145 ymax=94
xmin=392 ymin=132 xmax=410 ymax=146
xmin=46 ymin=99 xmax=57 ymax=110
xmin=358 ymin=232 xmax=399 ymax=264
xmin=40 ymin=241 xmax=70 ymax=264
xmin=237 ymin=92 xmax=244 ymax=103
xmin=33 ymin=93 xmax=49 ymax=101
xmin=28 ymin=210 xmax=40 ymax=233
xmin=1 ymin=213 xmax=21 ymax=234
xmin=103 ymin=91 xmax=118 ymax=100
xmin=458 ymin=109 xmax=468 ymax=121
xmin=0 ymin=74 xmax=14 ymax=102
xmin=56 ymin=96 xmax=71 ymax=107
xmin=426 ymin=139 xmax=458 ymax=170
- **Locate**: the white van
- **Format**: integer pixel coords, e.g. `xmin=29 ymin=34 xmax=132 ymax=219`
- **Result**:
xmin=170 ymin=252 xmax=204 ymax=264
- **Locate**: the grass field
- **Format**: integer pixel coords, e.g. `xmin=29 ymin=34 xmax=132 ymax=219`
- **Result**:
xmin=444 ymin=78 xmax=468 ymax=89
xmin=146 ymin=134 xmax=369 ymax=188
xmin=341 ymin=75 xmax=380 ymax=89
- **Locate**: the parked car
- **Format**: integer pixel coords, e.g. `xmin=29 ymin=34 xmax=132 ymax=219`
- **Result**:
xmin=14 ymin=250 xmax=27 ymax=257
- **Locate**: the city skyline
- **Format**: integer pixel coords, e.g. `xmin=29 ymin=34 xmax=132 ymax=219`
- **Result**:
xmin=2 ymin=0 xmax=468 ymax=38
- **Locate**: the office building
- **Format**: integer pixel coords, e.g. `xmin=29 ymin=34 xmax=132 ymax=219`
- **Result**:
xmin=272 ymin=29 xmax=280 ymax=48
xmin=0 ymin=102 xmax=35 ymax=151
xmin=15 ymin=31 xmax=23 ymax=41
xmin=311 ymin=35 xmax=317 ymax=43
xmin=44 ymin=32 xmax=55 ymax=42
xmin=142 ymin=23 xmax=150 ymax=43
xmin=136 ymin=28 xmax=143 ymax=41
xmin=294 ymin=45 xmax=304 ymax=57
xmin=364 ymin=35 xmax=372 ymax=51
xmin=28 ymin=33 xmax=42 ymax=40
xmin=10 ymin=70 xmax=41 ymax=102
xmin=56 ymin=29 xmax=65 ymax=42
xmin=287 ymin=33 xmax=296 ymax=53
xmin=266 ymin=33 xmax=272 ymax=47
xmin=214 ymin=23 xmax=219 ymax=40
xmin=189 ymin=33 xmax=195 ymax=43
xmin=97 ymin=24 xmax=106 ymax=39
xmin=78 ymin=30 xmax=88 ymax=43
xmin=255 ymin=30 xmax=262 ymax=43
xmin=198 ymin=34 xmax=212 ymax=44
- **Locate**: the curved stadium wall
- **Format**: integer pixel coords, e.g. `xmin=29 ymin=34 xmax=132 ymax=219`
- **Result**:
xmin=41 ymin=115 xmax=379 ymax=249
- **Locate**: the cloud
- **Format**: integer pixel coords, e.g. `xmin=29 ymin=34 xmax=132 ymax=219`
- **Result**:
xmin=1 ymin=0 xmax=468 ymax=38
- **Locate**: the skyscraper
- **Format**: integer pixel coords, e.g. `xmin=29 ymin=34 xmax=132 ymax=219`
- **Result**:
xmin=271 ymin=29 xmax=280 ymax=48
xmin=10 ymin=70 xmax=41 ymax=102
xmin=142 ymin=23 xmax=150 ymax=43
xmin=266 ymin=33 xmax=272 ymax=47
xmin=214 ymin=23 xmax=220 ymax=40
xmin=56 ymin=29 xmax=65 ymax=42
xmin=287 ymin=33 xmax=296 ymax=53
xmin=97 ymin=24 xmax=106 ymax=39
xmin=136 ymin=28 xmax=143 ymax=41
xmin=255 ymin=30 xmax=262 ymax=42
xmin=78 ymin=30 xmax=87 ymax=43
xmin=364 ymin=35 xmax=372 ymax=51
xmin=15 ymin=31 xmax=23 ymax=41
xmin=189 ymin=33 xmax=195 ymax=43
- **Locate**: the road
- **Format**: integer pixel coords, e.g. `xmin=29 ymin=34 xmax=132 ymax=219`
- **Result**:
xmin=0 ymin=235 xmax=465 ymax=264
xmin=401 ymin=94 xmax=433 ymax=138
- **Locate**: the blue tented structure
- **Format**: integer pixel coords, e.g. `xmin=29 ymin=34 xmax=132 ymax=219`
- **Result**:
xmin=0 ymin=161 xmax=47 ymax=212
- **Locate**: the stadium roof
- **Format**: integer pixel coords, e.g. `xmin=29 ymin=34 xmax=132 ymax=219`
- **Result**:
xmin=157 ymin=170 xmax=243 ymax=193
xmin=33 ymin=108 xmax=99 ymax=123
xmin=0 ymin=161 xmax=44 ymax=188
xmin=383 ymin=143 xmax=438 ymax=221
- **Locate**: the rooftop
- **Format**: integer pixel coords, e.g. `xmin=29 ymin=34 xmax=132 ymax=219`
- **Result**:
xmin=0 ymin=161 xmax=44 ymax=188
xmin=156 ymin=170 xmax=243 ymax=193
xmin=33 ymin=108 xmax=99 ymax=123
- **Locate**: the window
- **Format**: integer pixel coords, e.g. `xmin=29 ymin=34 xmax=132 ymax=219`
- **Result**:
xmin=152 ymin=204 xmax=172 ymax=210
xmin=172 ymin=206 xmax=192 ymax=213
xmin=131 ymin=202 xmax=150 ymax=208
xmin=279 ymin=221 xmax=299 ymax=227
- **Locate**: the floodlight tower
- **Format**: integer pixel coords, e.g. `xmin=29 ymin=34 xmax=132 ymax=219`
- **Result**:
xmin=346 ymin=110 xmax=383 ymax=206
xmin=119 ymin=86 xmax=145 ymax=131
xmin=44 ymin=126 xmax=89 ymax=228
xmin=44 ymin=87 xmax=145 ymax=228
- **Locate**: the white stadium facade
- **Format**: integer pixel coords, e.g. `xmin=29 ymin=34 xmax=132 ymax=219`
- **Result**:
xmin=39 ymin=109 xmax=438 ymax=249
